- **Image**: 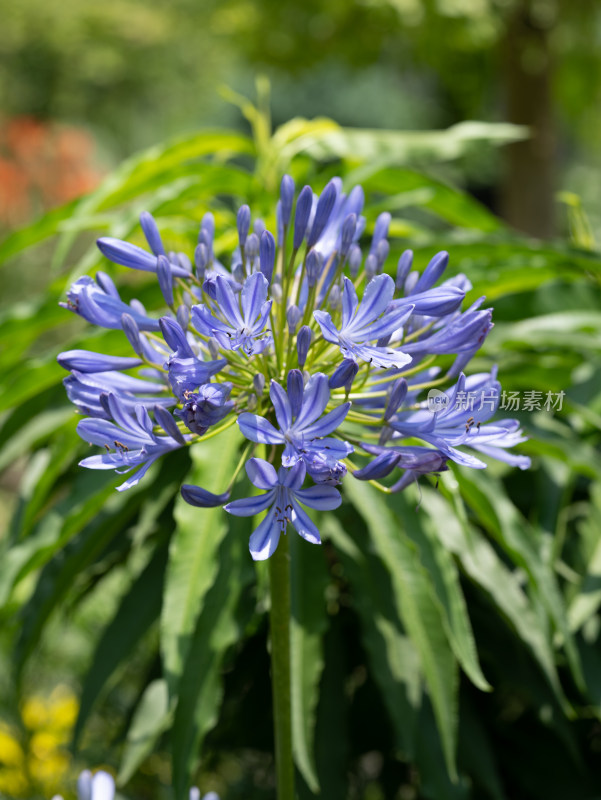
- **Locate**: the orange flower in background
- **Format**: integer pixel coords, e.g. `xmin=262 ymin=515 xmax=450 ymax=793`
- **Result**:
xmin=0 ymin=116 xmax=103 ymax=227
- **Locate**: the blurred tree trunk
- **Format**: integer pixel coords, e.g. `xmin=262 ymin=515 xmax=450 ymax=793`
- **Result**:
xmin=500 ymin=0 xmax=556 ymax=238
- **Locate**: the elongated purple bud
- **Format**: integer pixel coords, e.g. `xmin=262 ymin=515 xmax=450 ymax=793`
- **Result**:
xmin=348 ymin=244 xmax=362 ymax=278
xmin=154 ymin=405 xmax=186 ymax=445
xmin=95 ymin=271 xmax=119 ymax=299
xmin=404 ymin=271 xmax=419 ymax=295
xmin=370 ymin=212 xmax=391 ymax=255
xmin=384 ymin=378 xmax=408 ymax=422
xmin=353 ymin=451 xmax=401 ymax=481
xmin=307 ymin=180 xmax=338 ymax=248
xmin=237 ymin=204 xmax=251 ymax=249
xmin=181 ymin=484 xmax=230 ymax=507
xmin=294 ymin=186 xmax=313 ymax=250
xmin=253 ymin=373 xmax=265 ymax=395
xmin=306 ymin=250 xmax=322 ymax=288
xmin=296 ymin=325 xmax=312 ymax=367
xmin=280 ymin=174 xmax=295 ymax=227
xmin=328 ymin=284 xmax=341 ymax=310
xmin=200 ymin=212 xmax=215 ymax=253
xmin=121 ymin=313 xmax=143 ymax=357
xmin=176 ymin=304 xmax=189 ymax=330
xmin=396 ymin=250 xmax=413 ymax=292
xmin=340 ymin=213 xmax=357 ymax=257
xmin=254 ymin=218 xmax=266 ymax=237
xmin=232 ymin=261 xmax=245 ymax=283
xmin=159 ymin=317 xmax=193 ymax=357
xmin=287 ymin=369 xmax=304 ymax=420
xmin=365 ymin=253 xmax=378 ymax=280
xmin=276 ymin=201 xmax=284 ymax=247
xmin=245 ymin=232 xmax=260 ymax=262
xmin=375 ymin=240 xmax=390 ymax=271
xmin=157 ymin=255 xmax=174 ymax=306
xmin=287 ymin=304 xmax=302 ymax=334
xmin=178 ymin=253 xmax=192 ymax=272
xmin=96 ymin=237 xmax=189 ymax=278
xmin=329 ymin=358 xmax=358 ymax=391
xmin=412 ymin=251 xmax=449 ymax=294
xmin=57 ymin=350 xmax=142 ymax=373
xmin=194 ymin=243 xmax=208 ymax=280
xmin=140 ymin=211 xmax=165 ymax=256
xmin=260 ymin=230 xmax=275 ymax=284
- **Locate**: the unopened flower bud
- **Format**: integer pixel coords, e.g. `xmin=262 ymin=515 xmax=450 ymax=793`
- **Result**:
xmin=294 ymin=186 xmax=313 ymax=250
xmin=237 ymin=204 xmax=251 ymax=249
xmin=307 ymin=179 xmax=339 ymax=248
xmin=348 ymin=244 xmax=362 ymax=277
xmin=306 ymin=250 xmax=322 ymax=288
xmin=396 ymin=250 xmax=413 ymax=292
xmin=245 ymin=232 xmax=259 ymax=262
xmin=157 ymin=255 xmax=174 ymax=306
xmin=253 ymin=373 xmax=265 ymax=395
xmin=280 ymin=174 xmax=295 ymax=227
xmin=260 ymin=230 xmax=275 ymax=284
xmin=287 ymin=304 xmax=302 ymax=334
xmin=296 ymin=325 xmax=312 ymax=367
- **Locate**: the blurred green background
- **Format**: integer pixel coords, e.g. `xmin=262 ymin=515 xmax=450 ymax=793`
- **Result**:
xmin=1 ymin=1 xmax=601 ymax=799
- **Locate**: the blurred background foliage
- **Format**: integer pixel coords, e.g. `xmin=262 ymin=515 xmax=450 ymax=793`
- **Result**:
xmin=1 ymin=0 xmax=601 ymax=798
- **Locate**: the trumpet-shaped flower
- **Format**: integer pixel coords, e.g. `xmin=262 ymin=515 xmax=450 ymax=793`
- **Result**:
xmin=314 ymin=275 xmax=414 ymax=368
xmin=238 ymin=370 xmax=352 ymax=483
xmin=192 ymin=272 xmax=272 ymax=356
xmin=225 ymin=458 xmax=341 ymax=560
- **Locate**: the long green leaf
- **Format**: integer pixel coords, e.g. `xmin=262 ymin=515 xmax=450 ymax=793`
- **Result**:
xmin=73 ymin=539 xmax=171 ymax=744
xmin=346 ymin=482 xmax=459 ymax=778
xmin=171 ymin=515 xmax=254 ymax=799
xmin=290 ymin=531 xmax=331 ymax=793
xmin=160 ymin=425 xmax=243 ymax=698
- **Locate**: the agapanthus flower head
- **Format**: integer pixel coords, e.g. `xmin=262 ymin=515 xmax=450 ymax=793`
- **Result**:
xmin=58 ymin=176 xmax=530 ymax=559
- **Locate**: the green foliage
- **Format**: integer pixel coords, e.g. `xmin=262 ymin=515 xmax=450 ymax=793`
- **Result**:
xmin=2 ymin=101 xmax=601 ymax=800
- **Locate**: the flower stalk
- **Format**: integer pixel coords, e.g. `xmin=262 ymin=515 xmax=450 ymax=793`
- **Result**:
xmin=269 ymin=526 xmax=294 ymax=800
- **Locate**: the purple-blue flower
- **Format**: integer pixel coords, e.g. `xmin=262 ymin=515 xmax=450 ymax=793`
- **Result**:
xmin=177 ymin=382 xmax=234 ymax=435
xmin=192 ymin=272 xmax=272 ymax=356
xmin=224 ymin=458 xmax=341 ymax=560
xmin=61 ymin=274 xmax=160 ymax=331
xmin=58 ymin=175 xmax=531 ymax=560
xmin=389 ymin=370 xmax=531 ymax=470
xmin=238 ymin=371 xmax=353 ymax=483
xmin=314 ymin=275 xmax=414 ymax=368
xmin=77 ymin=394 xmax=187 ymax=491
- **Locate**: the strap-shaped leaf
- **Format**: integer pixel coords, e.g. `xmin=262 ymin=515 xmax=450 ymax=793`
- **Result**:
xmin=323 ymin=515 xmax=421 ymax=758
xmin=387 ymin=493 xmax=491 ymax=692
xmin=346 ymin=481 xmax=459 ymax=779
xmin=290 ymin=530 xmax=331 ymax=793
xmin=118 ymin=680 xmax=171 ymax=785
xmin=73 ymin=538 xmax=170 ymax=745
xmin=171 ymin=514 xmax=254 ymax=799
xmin=160 ymin=425 xmax=243 ymax=698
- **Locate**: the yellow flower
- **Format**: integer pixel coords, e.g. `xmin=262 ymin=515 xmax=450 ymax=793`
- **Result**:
xmin=0 ymin=727 xmax=24 ymax=766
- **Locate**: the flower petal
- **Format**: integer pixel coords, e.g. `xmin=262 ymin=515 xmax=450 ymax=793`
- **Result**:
xmin=238 ymin=413 xmax=284 ymax=445
xmin=249 ymin=506 xmax=281 ymax=560
xmin=225 ymin=490 xmax=275 ymax=516
xmin=348 ymin=274 xmax=394 ymax=331
xmin=290 ymin=499 xmax=321 ymax=544
xmin=270 ymin=380 xmax=292 ymax=431
xmin=241 ymin=271 xmax=268 ymax=324
xmin=293 ymin=485 xmax=341 ymax=511
xmin=293 ymin=373 xmax=330 ymax=431
xmin=246 ymin=458 xmax=278 ymax=490
xmin=301 ymin=402 xmax=350 ymax=439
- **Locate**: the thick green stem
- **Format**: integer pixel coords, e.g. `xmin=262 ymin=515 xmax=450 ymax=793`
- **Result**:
xmin=269 ymin=530 xmax=295 ymax=800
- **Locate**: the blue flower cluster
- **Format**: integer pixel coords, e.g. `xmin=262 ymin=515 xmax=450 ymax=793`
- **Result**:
xmin=58 ymin=176 xmax=530 ymax=560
